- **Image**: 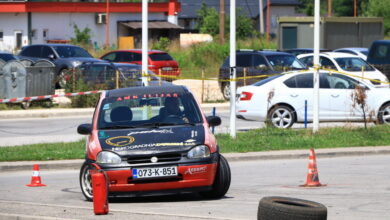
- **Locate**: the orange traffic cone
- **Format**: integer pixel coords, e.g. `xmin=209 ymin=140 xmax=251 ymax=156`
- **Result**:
xmin=26 ymin=164 xmax=46 ymax=187
xmin=301 ymin=148 xmax=324 ymax=187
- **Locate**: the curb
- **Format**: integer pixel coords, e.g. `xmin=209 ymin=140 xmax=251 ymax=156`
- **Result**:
xmin=1 ymin=146 xmax=390 ymax=172
xmin=0 ymin=103 xmax=230 ymax=120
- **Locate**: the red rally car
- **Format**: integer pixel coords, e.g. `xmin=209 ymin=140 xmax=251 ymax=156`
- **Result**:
xmin=77 ymin=85 xmax=231 ymax=200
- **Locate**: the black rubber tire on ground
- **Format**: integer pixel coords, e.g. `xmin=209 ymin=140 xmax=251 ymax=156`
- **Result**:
xmin=199 ymin=154 xmax=231 ymax=199
xmin=79 ymin=162 xmax=93 ymax=201
xmin=267 ymin=105 xmax=296 ymax=128
xmin=257 ymin=196 xmax=327 ymax=220
xmin=378 ymin=103 xmax=390 ymax=125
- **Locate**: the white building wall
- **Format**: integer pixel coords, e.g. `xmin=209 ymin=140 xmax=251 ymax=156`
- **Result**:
xmin=0 ymin=13 xmax=28 ymax=53
xmin=1 ymin=12 xmax=166 ymax=52
xmin=31 ymin=12 xmax=165 ymax=48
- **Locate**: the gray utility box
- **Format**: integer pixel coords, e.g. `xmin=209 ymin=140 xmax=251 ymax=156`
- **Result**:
xmin=278 ymin=17 xmax=384 ymax=50
xmin=0 ymin=60 xmax=55 ymax=100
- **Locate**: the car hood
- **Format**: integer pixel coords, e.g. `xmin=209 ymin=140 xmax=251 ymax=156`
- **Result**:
xmin=97 ymin=125 xmax=205 ymax=156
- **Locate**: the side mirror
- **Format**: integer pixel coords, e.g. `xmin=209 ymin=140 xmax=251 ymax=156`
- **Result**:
xmin=206 ymin=116 xmax=221 ymax=127
xmin=48 ymin=54 xmax=55 ymax=60
xmin=77 ymin=123 xmax=92 ymax=135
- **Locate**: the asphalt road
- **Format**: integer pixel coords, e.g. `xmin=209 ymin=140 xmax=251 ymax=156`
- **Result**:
xmin=0 ymin=110 xmax=368 ymax=147
xmin=0 ymin=111 xmax=262 ymax=147
xmin=0 ymin=155 xmax=389 ymax=219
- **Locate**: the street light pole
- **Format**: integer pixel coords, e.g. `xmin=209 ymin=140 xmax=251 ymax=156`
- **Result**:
xmin=229 ymin=0 xmax=236 ymax=138
xmin=313 ymin=0 xmax=320 ymax=133
xmin=142 ymin=0 xmax=149 ymax=86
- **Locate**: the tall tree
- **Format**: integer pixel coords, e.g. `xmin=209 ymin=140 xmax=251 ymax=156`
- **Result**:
xmin=363 ymin=0 xmax=390 ymax=35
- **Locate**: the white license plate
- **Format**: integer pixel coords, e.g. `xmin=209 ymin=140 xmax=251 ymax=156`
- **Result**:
xmin=162 ymin=67 xmax=173 ymax=71
xmin=132 ymin=166 xmax=178 ymax=179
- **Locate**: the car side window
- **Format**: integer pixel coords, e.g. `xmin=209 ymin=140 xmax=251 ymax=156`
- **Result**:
xmin=132 ymin=53 xmax=142 ymax=62
xmin=296 ymin=73 xmax=313 ymax=88
xmin=325 ymin=73 xmax=360 ymax=89
xmin=320 ymin=57 xmax=336 ymax=70
xmin=20 ymin=46 xmax=41 ymax=57
xmin=102 ymin=53 xmax=116 ymax=62
xmin=374 ymin=45 xmax=389 ymax=59
xmin=236 ymin=54 xmax=252 ymax=67
xmin=299 ymin=56 xmax=313 ymax=67
xmin=119 ymin=52 xmax=133 ymax=62
xmin=252 ymin=54 xmax=267 ymax=68
xmin=41 ymin=46 xmax=54 ymax=59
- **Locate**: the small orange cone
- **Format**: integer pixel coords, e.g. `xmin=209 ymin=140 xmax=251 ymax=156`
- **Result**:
xmin=26 ymin=164 xmax=46 ymax=187
xmin=301 ymin=148 xmax=324 ymax=187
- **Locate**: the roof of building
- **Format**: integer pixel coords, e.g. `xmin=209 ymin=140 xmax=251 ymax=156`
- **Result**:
xmin=178 ymin=0 xmax=301 ymax=19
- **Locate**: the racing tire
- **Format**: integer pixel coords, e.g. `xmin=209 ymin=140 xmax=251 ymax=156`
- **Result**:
xmin=257 ymin=196 xmax=327 ymax=220
xmin=199 ymin=154 xmax=231 ymax=199
xmin=378 ymin=103 xmax=390 ymax=125
xmin=267 ymin=105 xmax=296 ymax=128
xmin=79 ymin=162 xmax=94 ymax=201
xmin=221 ymin=83 xmax=231 ymax=101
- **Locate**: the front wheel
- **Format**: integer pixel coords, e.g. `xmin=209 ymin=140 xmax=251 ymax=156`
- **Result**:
xmin=267 ymin=105 xmax=296 ymax=128
xmin=378 ymin=103 xmax=390 ymax=125
xmin=199 ymin=154 xmax=231 ymax=199
xmin=221 ymin=83 xmax=231 ymax=101
xmin=79 ymin=162 xmax=93 ymax=201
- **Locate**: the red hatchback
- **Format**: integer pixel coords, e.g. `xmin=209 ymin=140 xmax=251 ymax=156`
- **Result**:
xmin=101 ymin=49 xmax=180 ymax=80
xmin=77 ymin=85 xmax=230 ymax=200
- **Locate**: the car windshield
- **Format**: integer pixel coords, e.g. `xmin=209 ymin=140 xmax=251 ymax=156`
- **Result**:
xmin=53 ymin=46 xmax=92 ymax=58
xmin=149 ymin=53 xmax=173 ymax=61
xmin=253 ymin=74 xmax=283 ymax=86
xmin=360 ymin=50 xmax=368 ymax=56
xmin=265 ymin=55 xmax=306 ymax=70
xmin=98 ymin=92 xmax=203 ymax=129
xmin=334 ymin=57 xmax=375 ymax=71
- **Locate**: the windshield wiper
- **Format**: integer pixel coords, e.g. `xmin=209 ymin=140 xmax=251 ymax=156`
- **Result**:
xmin=100 ymin=125 xmax=137 ymax=129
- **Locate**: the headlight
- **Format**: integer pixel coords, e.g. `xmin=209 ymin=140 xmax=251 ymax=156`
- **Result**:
xmin=96 ymin=151 xmax=122 ymax=164
xmin=187 ymin=145 xmax=210 ymax=159
xmin=71 ymin=60 xmax=82 ymax=67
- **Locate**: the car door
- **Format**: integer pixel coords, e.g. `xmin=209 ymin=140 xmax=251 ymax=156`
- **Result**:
xmin=321 ymin=73 xmax=362 ymax=121
xmin=282 ymin=73 xmax=331 ymax=122
xmin=250 ymin=54 xmax=271 ymax=85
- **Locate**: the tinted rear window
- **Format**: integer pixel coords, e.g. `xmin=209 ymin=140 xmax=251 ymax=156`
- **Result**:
xmin=149 ymin=53 xmax=173 ymax=61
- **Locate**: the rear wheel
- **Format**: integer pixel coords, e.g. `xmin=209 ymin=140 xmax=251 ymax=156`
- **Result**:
xmin=199 ymin=154 xmax=231 ymax=199
xmin=56 ymin=69 xmax=69 ymax=89
xmin=221 ymin=83 xmax=231 ymax=101
xmin=79 ymin=162 xmax=93 ymax=201
xmin=267 ymin=105 xmax=296 ymax=128
xmin=378 ymin=103 xmax=390 ymax=125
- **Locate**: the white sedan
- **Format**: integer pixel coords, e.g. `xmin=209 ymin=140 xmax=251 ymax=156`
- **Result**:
xmin=297 ymin=52 xmax=389 ymax=88
xmin=236 ymin=71 xmax=390 ymax=128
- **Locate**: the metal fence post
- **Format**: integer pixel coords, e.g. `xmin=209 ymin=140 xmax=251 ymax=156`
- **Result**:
xmin=243 ymin=67 xmax=247 ymax=86
xmin=116 ymin=69 xmax=119 ymax=89
xmin=201 ymin=69 xmax=205 ymax=103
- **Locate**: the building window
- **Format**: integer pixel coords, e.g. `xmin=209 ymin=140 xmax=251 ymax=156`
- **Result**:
xmin=31 ymin=29 xmax=37 ymax=40
xmin=0 ymin=31 xmax=3 ymax=41
xmin=43 ymin=29 xmax=48 ymax=40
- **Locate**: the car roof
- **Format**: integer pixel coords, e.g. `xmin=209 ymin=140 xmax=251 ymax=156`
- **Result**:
xmin=237 ymin=50 xmax=292 ymax=56
xmin=107 ymin=49 xmax=166 ymax=54
xmin=334 ymin=47 xmax=368 ymax=52
xmin=81 ymin=62 xmax=140 ymax=67
xmin=298 ymin=52 xmax=359 ymax=59
xmin=25 ymin=44 xmax=81 ymax=47
xmin=106 ymin=85 xmax=190 ymax=98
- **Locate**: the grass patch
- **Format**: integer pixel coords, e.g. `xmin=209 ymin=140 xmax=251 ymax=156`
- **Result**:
xmin=216 ymin=125 xmax=390 ymax=153
xmin=1 ymin=126 xmax=388 ymax=162
xmin=0 ymin=140 xmax=85 ymax=162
